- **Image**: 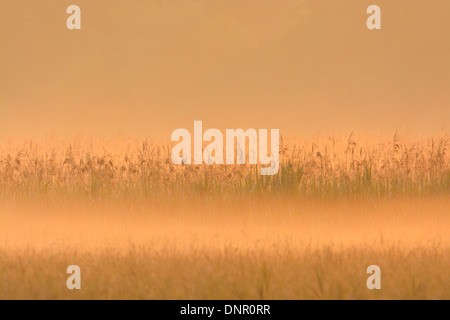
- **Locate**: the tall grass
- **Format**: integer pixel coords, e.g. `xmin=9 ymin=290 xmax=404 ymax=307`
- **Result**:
xmin=0 ymin=133 xmax=448 ymax=203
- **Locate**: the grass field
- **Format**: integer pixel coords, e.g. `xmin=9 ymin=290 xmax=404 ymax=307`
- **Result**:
xmin=0 ymin=134 xmax=449 ymax=299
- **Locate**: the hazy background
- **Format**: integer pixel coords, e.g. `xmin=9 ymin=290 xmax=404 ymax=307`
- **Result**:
xmin=1 ymin=0 xmax=449 ymax=140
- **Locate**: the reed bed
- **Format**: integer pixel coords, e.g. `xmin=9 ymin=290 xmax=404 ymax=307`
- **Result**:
xmin=0 ymin=133 xmax=448 ymax=203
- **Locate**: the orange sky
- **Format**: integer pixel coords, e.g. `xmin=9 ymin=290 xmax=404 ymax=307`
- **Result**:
xmin=0 ymin=0 xmax=449 ymax=139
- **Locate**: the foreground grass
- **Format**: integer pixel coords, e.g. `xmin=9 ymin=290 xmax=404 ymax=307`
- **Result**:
xmin=1 ymin=243 xmax=449 ymax=300
xmin=0 ymin=196 xmax=448 ymax=299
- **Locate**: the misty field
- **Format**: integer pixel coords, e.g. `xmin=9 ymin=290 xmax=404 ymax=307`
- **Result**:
xmin=0 ymin=134 xmax=449 ymax=299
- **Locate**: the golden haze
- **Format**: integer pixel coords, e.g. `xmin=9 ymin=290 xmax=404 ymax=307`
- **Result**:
xmin=0 ymin=0 xmax=449 ymax=300
xmin=0 ymin=0 xmax=449 ymax=139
